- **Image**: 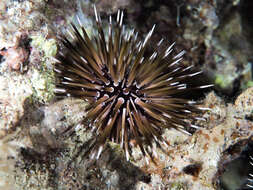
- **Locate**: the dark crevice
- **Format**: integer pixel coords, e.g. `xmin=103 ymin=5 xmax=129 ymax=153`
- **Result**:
xmin=216 ymin=138 xmax=253 ymax=190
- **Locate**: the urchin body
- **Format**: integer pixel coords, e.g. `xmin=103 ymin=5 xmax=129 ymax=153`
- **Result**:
xmin=54 ymin=7 xmax=211 ymax=161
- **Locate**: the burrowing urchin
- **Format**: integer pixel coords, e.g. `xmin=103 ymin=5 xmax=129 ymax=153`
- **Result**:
xmin=54 ymin=6 xmax=212 ymax=162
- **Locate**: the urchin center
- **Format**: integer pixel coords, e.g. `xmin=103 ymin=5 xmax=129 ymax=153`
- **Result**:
xmin=97 ymin=66 xmax=141 ymax=102
xmin=104 ymin=79 xmax=137 ymax=101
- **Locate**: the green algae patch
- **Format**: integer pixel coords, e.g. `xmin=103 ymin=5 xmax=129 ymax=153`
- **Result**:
xmin=31 ymin=35 xmax=57 ymax=58
xmin=30 ymin=35 xmax=57 ymax=104
xmin=170 ymin=182 xmax=187 ymax=190
xmin=246 ymin=81 xmax=253 ymax=88
xmin=214 ymin=74 xmax=233 ymax=89
xmin=30 ymin=69 xmax=55 ymax=104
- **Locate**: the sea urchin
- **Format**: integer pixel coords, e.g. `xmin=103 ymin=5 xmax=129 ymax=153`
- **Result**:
xmin=54 ymin=6 xmax=212 ymax=161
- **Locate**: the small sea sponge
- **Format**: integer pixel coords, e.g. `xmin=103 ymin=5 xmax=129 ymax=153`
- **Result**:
xmin=54 ymin=6 xmax=212 ymax=161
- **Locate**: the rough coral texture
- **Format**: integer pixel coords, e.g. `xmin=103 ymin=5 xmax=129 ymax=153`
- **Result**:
xmin=7 ymin=89 xmax=253 ymax=190
xmin=0 ymin=0 xmax=253 ymax=190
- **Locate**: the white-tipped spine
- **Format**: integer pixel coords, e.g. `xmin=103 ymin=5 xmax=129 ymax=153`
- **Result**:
xmin=94 ymin=5 xmax=99 ymax=22
xmin=96 ymin=145 xmax=104 ymax=159
xmin=199 ymin=84 xmax=214 ymax=89
xmin=143 ymin=25 xmax=155 ymax=47
xmin=173 ymin=50 xmax=186 ymax=59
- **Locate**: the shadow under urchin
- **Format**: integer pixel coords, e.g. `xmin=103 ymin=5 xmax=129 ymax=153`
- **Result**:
xmin=53 ymin=6 xmax=212 ymax=162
